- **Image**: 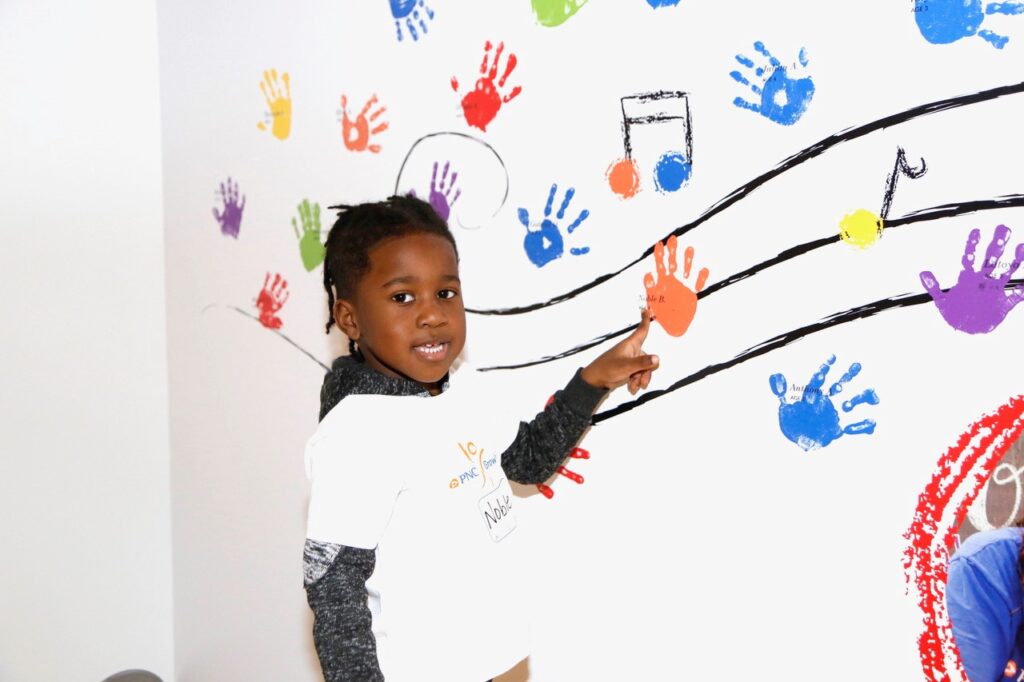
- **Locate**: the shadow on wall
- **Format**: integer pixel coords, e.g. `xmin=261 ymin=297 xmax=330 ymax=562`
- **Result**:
xmin=101 ymin=671 xmax=162 ymax=682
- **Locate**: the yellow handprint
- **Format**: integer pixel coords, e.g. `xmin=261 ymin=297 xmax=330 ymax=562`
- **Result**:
xmin=257 ymin=69 xmax=292 ymax=141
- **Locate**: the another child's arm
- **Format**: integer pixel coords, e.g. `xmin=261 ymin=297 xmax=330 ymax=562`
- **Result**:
xmin=501 ymin=309 xmax=658 ymax=484
xmin=304 ymin=541 xmax=384 ymax=681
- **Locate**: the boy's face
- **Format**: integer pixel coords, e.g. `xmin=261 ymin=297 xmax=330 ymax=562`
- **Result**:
xmin=335 ymin=232 xmax=466 ymax=395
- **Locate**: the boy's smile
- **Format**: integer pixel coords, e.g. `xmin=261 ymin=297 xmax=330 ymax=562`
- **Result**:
xmin=334 ymin=232 xmax=466 ymax=395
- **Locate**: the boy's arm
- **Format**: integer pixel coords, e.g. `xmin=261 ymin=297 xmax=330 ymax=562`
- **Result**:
xmin=500 ymin=368 xmax=607 ymax=485
xmin=501 ymin=309 xmax=658 ymax=485
xmin=304 ymin=540 xmax=385 ymax=682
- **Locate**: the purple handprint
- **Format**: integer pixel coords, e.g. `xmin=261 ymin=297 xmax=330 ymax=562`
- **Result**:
xmin=426 ymin=161 xmax=461 ymax=221
xmin=920 ymin=225 xmax=1024 ymax=334
xmin=212 ymin=177 xmax=245 ymax=239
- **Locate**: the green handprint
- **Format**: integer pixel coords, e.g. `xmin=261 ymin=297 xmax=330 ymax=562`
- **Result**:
xmin=531 ymin=0 xmax=587 ymax=26
xmin=292 ymin=199 xmax=325 ymax=271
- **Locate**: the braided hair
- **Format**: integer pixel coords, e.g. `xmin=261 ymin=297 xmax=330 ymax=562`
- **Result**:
xmin=322 ymin=195 xmax=459 ymax=355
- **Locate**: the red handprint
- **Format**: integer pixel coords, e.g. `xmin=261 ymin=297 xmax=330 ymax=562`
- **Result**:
xmin=255 ymin=272 xmax=289 ymax=330
xmin=643 ymin=235 xmax=708 ymax=337
xmin=451 ymin=41 xmax=522 ymax=132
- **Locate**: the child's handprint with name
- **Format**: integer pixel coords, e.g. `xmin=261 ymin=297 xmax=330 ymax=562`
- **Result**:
xmin=517 ymin=184 xmax=590 ymax=268
xmin=451 ymin=41 xmax=522 ymax=132
xmin=920 ymin=225 xmax=1024 ymax=334
xmin=643 ymin=235 xmax=708 ymax=337
xmin=389 ymin=0 xmax=435 ymax=41
xmin=531 ymin=0 xmax=587 ymax=26
xmin=769 ymin=356 xmax=880 ymax=452
xmin=414 ymin=161 xmax=461 ymax=222
xmin=730 ymin=42 xmax=814 ymax=126
xmin=255 ymin=272 xmax=289 ymax=330
xmin=915 ymin=0 xmax=1023 ymax=49
xmin=339 ymin=94 xmax=389 ymax=154
xmin=292 ymin=199 xmax=325 ymax=272
xmin=212 ymin=177 xmax=245 ymax=239
xmin=257 ymin=69 xmax=292 ymax=140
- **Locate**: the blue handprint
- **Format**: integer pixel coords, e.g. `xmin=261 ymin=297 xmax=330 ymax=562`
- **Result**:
xmin=389 ymin=0 xmax=435 ymax=41
xmin=517 ymin=184 xmax=590 ymax=268
xmin=915 ymin=0 xmax=1023 ymax=49
xmin=730 ymin=42 xmax=815 ymax=126
xmin=769 ymin=356 xmax=879 ymax=451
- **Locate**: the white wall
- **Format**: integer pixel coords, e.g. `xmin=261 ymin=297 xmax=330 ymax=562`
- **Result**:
xmin=0 ymin=1 xmax=174 ymax=681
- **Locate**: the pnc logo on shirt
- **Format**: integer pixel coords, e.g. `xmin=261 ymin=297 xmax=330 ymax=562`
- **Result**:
xmin=1005 ymin=659 xmax=1019 ymax=679
xmin=448 ymin=440 xmax=498 ymax=489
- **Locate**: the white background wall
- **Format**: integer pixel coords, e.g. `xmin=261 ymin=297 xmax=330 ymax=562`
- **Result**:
xmin=0 ymin=1 xmax=174 ymax=681
xmin=4 ymin=0 xmax=1024 ymax=680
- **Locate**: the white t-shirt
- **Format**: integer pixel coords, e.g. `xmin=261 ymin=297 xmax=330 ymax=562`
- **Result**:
xmin=305 ymin=365 xmax=530 ymax=682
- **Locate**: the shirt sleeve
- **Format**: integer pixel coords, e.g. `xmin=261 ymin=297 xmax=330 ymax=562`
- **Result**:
xmin=947 ymin=552 xmax=1017 ymax=682
xmin=304 ymin=540 xmax=384 ymax=682
xmin=305 ymin=426 xmax=404 ymax=549
xmin=500 ymin=368 xmax=608 ymax=485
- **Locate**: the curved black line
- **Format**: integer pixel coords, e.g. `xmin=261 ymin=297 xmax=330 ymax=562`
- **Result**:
xmin=466 ymin=80 xmax=1024 ymax=316
xmin=590 ymin=277 xmax=1024 ymax=425
xmin=476 ymin=195 xmax=1024 ymax=371
xmin=393 ymin=131 xmax=510 ymax=231
xmin=202 ymin=304 xmax=330 ymax=371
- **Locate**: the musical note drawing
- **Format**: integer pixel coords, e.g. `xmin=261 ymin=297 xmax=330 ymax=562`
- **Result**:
xmin=606 ymin=91 xmax=693 ymax=199
xmin=839 ymin=147 xmax=927 ymax=249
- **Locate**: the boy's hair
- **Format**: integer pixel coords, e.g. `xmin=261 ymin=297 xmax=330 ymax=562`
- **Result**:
xmin=322 ymin=195 xmax=459 ymax=343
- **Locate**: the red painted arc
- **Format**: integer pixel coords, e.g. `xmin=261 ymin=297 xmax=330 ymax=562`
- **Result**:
xmin=904 ymin=395 xmax=1024 ymax=681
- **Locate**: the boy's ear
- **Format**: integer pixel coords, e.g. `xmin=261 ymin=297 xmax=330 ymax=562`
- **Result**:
xmin=333 ymin=299 xmax=359 ymax=341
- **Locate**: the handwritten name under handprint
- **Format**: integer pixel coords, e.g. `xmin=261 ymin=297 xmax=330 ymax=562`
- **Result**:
xmin=915 ymin=0 xmax=1023 ymax=49
xmin=920 ymin=224 xmax=1024 ymax=334
xmin=255 ymin=272 xmax=289 ymax=330
xmin=643 ymin=235 xmax=708 ymax=337
xmin=411 ymin=161 xmax=461 ymax=222
xmin=257 ymin=69 xmax=292 ymax=140
xmin=212 ymin=177 xmax=245 ymax=239
xmin=389 ymin=0 xmax=435 ymax=41
xmin=730 ymin=42 xmax=814 ymax=126
xmin=769 ymin=356 xmax=879 ymax=452
xmin=452 ymin=41 xmax=522 ymax=132
xmin=517 ymin=183 xmax=590 ymax=268
xmin=292 ymin=199 xmax=325 ymax=272
xmin=339 ymin=94 xmax=389 ymax=154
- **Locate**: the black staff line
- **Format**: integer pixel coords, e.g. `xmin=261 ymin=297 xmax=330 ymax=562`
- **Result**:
xmin=590 ymin=275 xmax=1024 ymax=425
xmin=466 ymin=80 xmax=1024 ymax=316
xmin=476 ymin=194 xmax=1024 ymax=371
xmin=202 ymin=304 xmax=331 ymax=371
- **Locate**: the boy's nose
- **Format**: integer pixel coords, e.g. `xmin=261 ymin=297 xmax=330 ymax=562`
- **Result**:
xmin=417 ymin=299 xmax=447 ymax=327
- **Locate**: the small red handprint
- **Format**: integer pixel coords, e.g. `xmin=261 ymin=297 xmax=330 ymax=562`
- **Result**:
xmin=451 ymin=41 xmax=522 ymax=132
xmin=255 ymin=272 xmax=289 ymax=330
xmin=339 ymin=94 xmax=389 ymax=153
xmin=643 ymin=235 xmax=708 ymax=337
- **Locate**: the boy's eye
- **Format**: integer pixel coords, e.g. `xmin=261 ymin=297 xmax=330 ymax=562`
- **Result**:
xmin=438 ymin=289 xmax=459 ymax=300
xmin=392 ymin=292 xmax=414 ymax=304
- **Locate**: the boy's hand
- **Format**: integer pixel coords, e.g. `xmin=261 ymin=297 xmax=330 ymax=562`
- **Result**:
xmin=580 ymin=308 xmax=660 ymax=394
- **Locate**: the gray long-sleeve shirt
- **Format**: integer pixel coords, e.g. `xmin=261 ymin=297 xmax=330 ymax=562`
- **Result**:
xmin=304 ymin=356 xmax=606 ymax=681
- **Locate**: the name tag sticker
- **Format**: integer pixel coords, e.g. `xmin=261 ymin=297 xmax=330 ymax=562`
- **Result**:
xmin=478 ymin=478 xmax=516 ymax=542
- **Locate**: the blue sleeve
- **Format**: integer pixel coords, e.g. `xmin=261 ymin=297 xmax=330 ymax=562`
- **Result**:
xmin=947 ymin=554 xmax=1016 ymax=682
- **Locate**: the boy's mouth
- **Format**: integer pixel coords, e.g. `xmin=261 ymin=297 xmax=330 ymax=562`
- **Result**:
xmin=412 ymin=340 xmax=450 ymax=362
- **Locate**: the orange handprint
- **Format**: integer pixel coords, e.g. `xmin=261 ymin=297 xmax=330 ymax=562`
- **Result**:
xmin=257 ymin=69 xmax=292 ymax=140
xmin=643 ymin=235 xmax=708 ymax=337
xmin=339 ymin=94 xmax=389 ymax=153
